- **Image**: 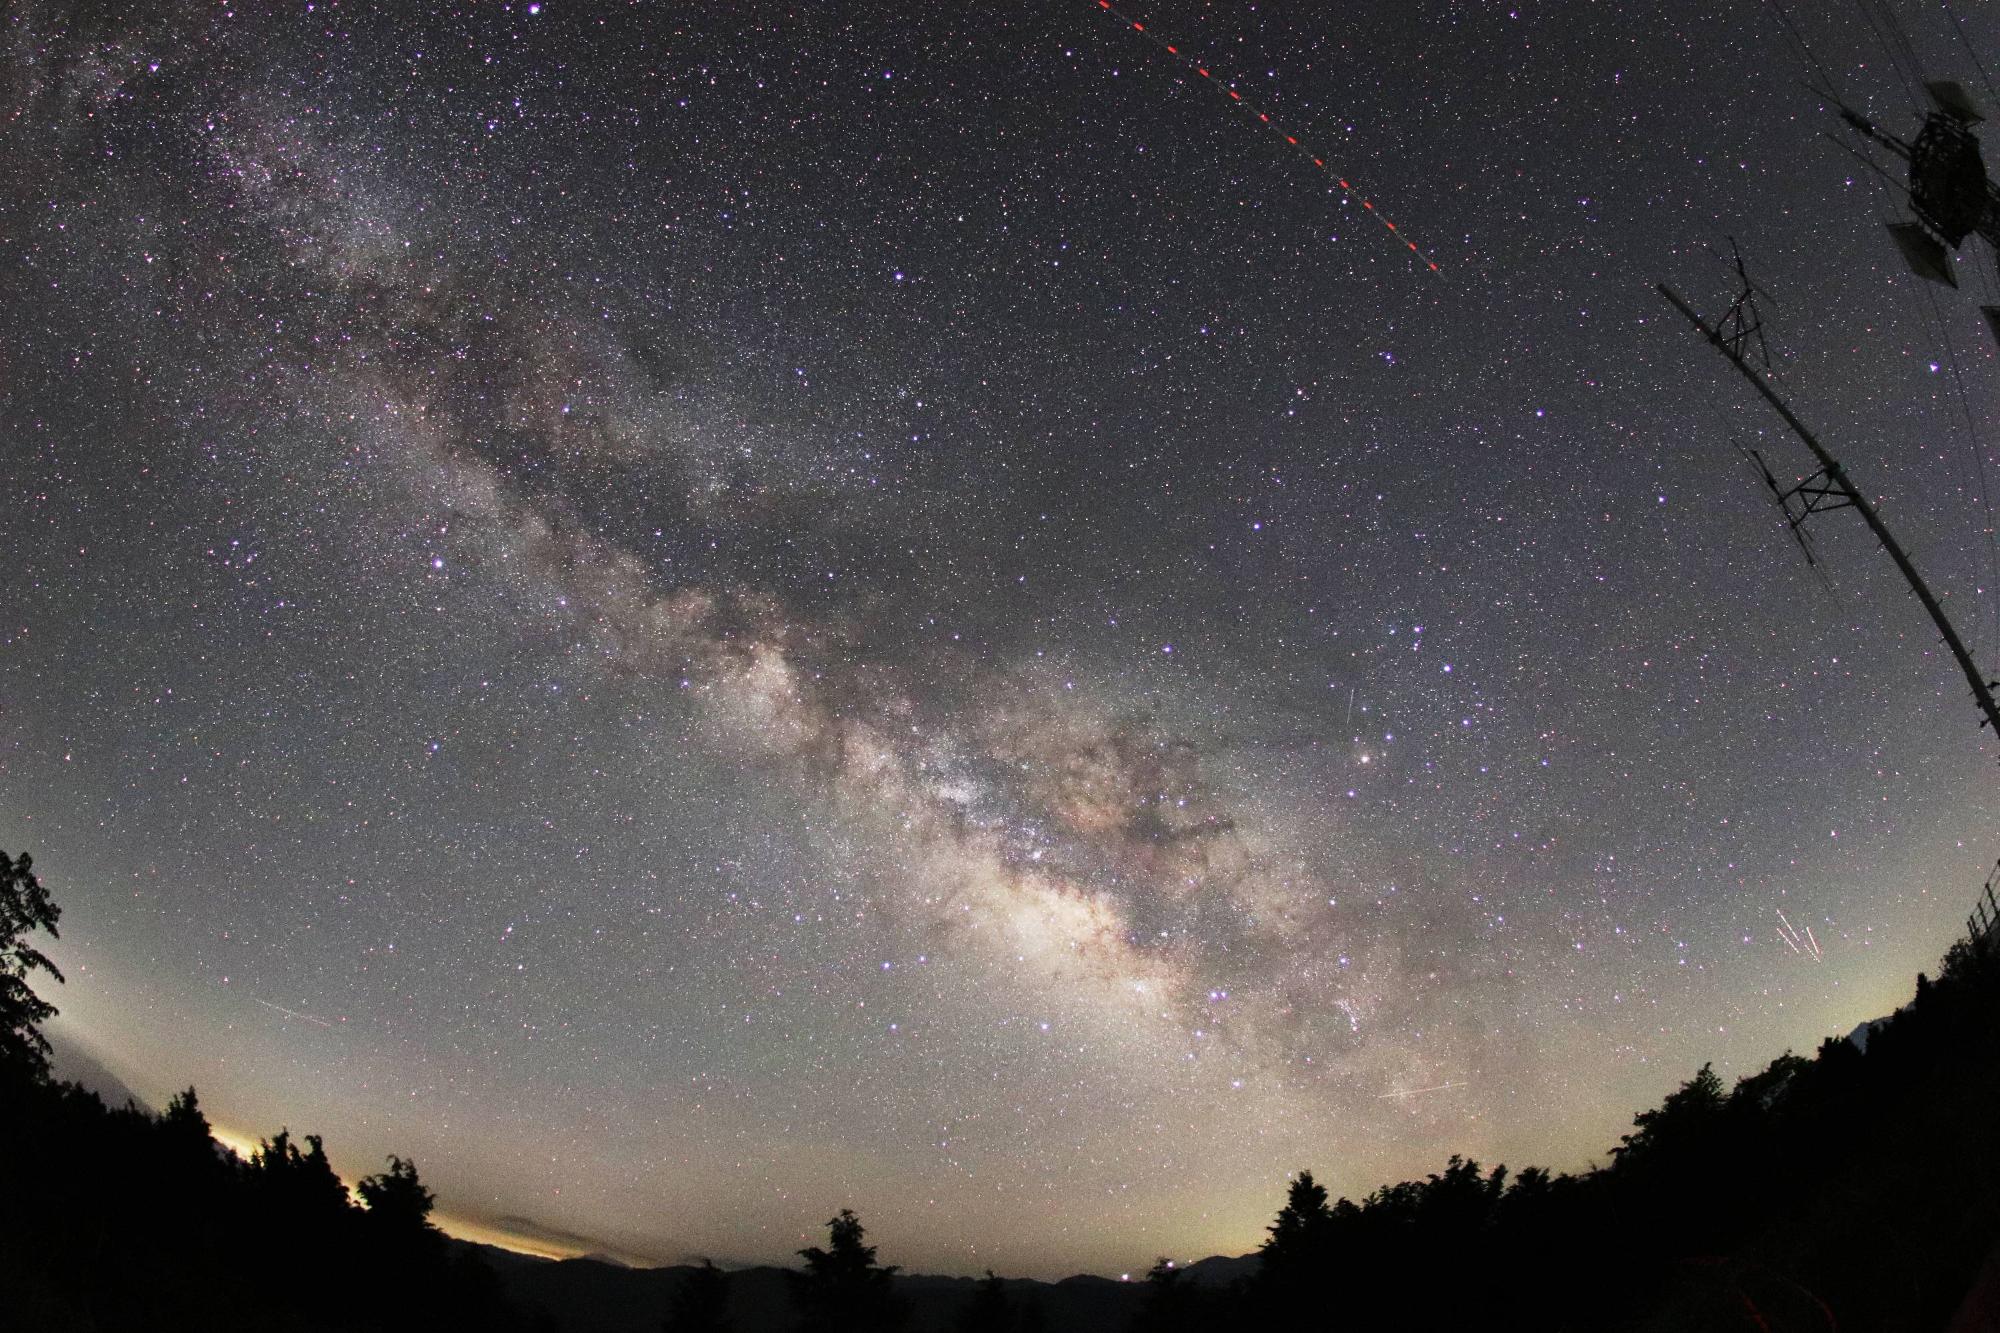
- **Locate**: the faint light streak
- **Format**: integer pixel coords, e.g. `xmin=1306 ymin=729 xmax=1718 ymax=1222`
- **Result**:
xmin=251 ymin=996 xmax=338 ymax=1028
xmin=1376 ymin=1080 xmax=1469 ymax=1100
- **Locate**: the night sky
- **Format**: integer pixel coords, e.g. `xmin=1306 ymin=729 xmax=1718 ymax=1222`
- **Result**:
xmin=5 ymin=0 xmax=1999 ymax=1279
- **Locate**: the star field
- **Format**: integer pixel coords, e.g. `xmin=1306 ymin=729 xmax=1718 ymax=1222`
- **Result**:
xmin=3 ymin=0 xmax=1998 ymax=1278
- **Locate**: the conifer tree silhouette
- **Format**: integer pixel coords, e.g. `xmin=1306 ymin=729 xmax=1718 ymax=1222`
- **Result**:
xmin=162 ymin=1085 xmax=207 ymax=1135
xmin=158 ymin=1085 xmax=230 ymax=1203
xmin=0 ymin=848 xmax=62 ymax=1082
xmin=953 ymin=1269 xmax=1012 ymax=1333
xmin=358 ymin=1155 xmax=436 ymax=1233
xmin=250 ymin=1128 xmax=352 ymax=1223
xmin=664 ymin=1258 xmax=732 ymax=1333
xmin=161 ymin=1086 xmax=212 ymax=1153
xmin=1133 ymin=1258 xmax=1204 ymax=1333
xmin=790 ymin=1209 xmax=906 ymax=1332
xmin=1613 ymin=1062 xmax=1725 ymax=1167
xmin=1256 ymin=1169 xmax=1334 ymax=1320
xmin=0 ymin=855 xmax=555 ymax=1329
xmin=1262 ymin=1170 xmax=1332 ymax=1266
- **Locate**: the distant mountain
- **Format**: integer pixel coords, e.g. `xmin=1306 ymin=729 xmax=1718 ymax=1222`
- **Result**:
xmin=476 ymin=1212 xmax=667 ymax=1264
xmin=1180 ymin=1252 xmax=1259 ymax=1287
xmin=469 ymin=1242 xmax=1245 ymax=1332
xmin=45 ymin=1028 xmax=145 ymax=1109
xmin=1848 ymin=1015 xmax=1894 ymax=1053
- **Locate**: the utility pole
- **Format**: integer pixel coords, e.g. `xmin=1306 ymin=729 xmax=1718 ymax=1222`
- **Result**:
xmin=1655 ymin=274 xmax=2000 ymax=761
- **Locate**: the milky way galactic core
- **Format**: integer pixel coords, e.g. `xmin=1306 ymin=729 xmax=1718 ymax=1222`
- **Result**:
xmin=3 ymin=0 xmax=1996 ymax=1277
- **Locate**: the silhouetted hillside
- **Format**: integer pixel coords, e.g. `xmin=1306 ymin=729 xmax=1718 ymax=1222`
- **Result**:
xmin=474 ymin=1247 xmax=1148 ymax=1333
xmin=5 ymin=836 xmax=2000 ymax=1332
xmin=1232 ymin=930 xmax=2000 ymax=1332
xmin=485 ymin=924 xmax=2000 ymax=1332
xmin=43 ymin=1026 xmax=144 ymax=1108
xmin=0 ymin=1077 xmax=547 ymax=1332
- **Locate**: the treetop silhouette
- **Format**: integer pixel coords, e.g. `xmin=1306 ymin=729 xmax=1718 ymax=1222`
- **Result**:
xmin=358 ymin=1154 xmax=437 ymax=1233
xmin=664 ymin=1257 xmax=733 ymax=1333
xmin=0 ymin=848 xmax=63 ymax=1082
xmin=790 ymin=1208 xmax=906 ymax=1332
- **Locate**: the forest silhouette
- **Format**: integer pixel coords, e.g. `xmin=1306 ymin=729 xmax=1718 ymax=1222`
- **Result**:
xmin=4 ymin=843 xmax=1999 ymax=1331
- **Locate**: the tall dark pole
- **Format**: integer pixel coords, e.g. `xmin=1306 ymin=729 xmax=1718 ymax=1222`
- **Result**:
xmin=1657 ymin=281 xmax=2000 ymax=758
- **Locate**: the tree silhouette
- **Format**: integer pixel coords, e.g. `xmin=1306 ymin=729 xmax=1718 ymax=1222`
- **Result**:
xmin=8 ymin=829 xmax=2000 ymax=1331
xmin=1263 ymin=1169 xmax=1332 ymax=1261
xmin=1132 ymin=1258 xmax=1206 ymax=1333
xmin=157 ymin=1084 xmax=231 ymax=1199
xmin=163 ymin=1085 xmax=206 ymax=1132
xmin=358 ymin=1155 xmax=436 ymax=1233
xmin=0 ymin=857 xmax=549 ymax=1330
xmin=790 ymin=1208 xmax=906 ymax=1332
xmin=1726 ymin=1052 xmax=1809 ymax=1116
xmin=161 ymin=1086 xmax=211 ymax=1150
xmin=249 ymin=1127 xmax=352 ymax=1225
xmin=1256 ymin=1169 xmax=1333 ymax=1320
xmin=953 ymin=1269 xmax=1012 ymax=1333
xmin=353 ymin=1153 xmax=446 ymax=1323
xmin=0 ymin=848 xmax=62 ymax=1082
xmin=1612 ymin=1061 xmax=1725 ymax=1167
xmin=664 ymin=1258 xmax=732 ymax=1333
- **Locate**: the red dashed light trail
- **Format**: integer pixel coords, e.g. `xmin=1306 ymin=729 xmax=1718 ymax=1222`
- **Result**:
xmin=1089 ymin=0 xmax=1441 ymax=274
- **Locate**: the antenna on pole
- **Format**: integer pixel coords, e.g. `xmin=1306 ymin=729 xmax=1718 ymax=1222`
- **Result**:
xmin=1655 ymin=261 xmax=2000 ymax=761
xmin=1731 ymin=436 xmax=1835 ymax=588
xmin=1821 ymin=57 xmax=2000 ymax=332
xmin=1708 ymin=239 xmax=1780 ymax=370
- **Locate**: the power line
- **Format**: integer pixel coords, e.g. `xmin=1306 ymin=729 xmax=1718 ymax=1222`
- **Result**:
xmin=1853 ymin=0 xmax=1925 ymax=115
xmin=1911 ymin=277 xmax=2000 ymax=674
xmin=1764 ymin=0 xmax=1846 ymax=99
xmin=1940 ymin=0 xmax=2000 ymax=110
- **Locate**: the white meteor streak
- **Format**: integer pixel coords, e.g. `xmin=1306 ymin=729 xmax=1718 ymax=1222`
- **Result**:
xmin=1377 ymin=1079 xmax=1469 ymax=1100
xmin=252 ymin=997 xmax=338 ymax=1028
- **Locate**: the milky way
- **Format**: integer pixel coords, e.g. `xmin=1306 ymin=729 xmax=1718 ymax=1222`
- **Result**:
xmin=3 ymin=0 xmax=1997 ymax=1276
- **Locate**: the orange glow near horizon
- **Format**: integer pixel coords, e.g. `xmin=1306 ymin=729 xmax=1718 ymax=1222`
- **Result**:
xmin=207 ymin=1123 xmax=585 ymax=1263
